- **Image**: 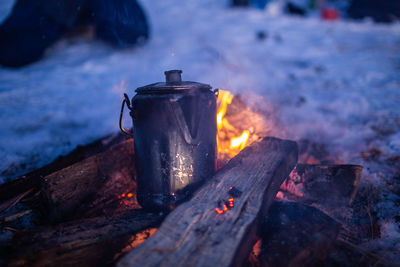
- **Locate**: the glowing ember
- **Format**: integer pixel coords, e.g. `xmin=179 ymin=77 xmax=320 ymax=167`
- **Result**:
xmin=215 ymin=208 xmax=224 ymax=214
xmin=118 ymin=192 xmax=135 ymax=206
xmin=228 ymin=198 xmax=234 ymax=208
xmin=215 ymin=187 xmax=241 ymax=214
xmin=118 ymin=228 xmax=157 ymax=256
xmin=215 ymin=203 xmax=231 ymax=214
xmin=118 ymin=192 xmax=133 ymax=199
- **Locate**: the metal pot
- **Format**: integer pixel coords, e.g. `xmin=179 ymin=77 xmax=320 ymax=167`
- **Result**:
xmin=120 ymin=70 xmax=218 ymax=211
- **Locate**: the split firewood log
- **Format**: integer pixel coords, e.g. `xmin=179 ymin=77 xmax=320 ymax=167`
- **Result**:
xmin=41 ymin=139 xmax=135 ymax=221
xmin=117 ymin=137 xmax=298 ymax=267
xmin=7 ymin=209 xmax=164 ymax=267
xmin=0 ymin=132 xmax=126 ymax=203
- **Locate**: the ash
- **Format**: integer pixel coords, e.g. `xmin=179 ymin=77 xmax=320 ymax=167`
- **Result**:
xmin=0 ymin=0 xmax=399 ymax=262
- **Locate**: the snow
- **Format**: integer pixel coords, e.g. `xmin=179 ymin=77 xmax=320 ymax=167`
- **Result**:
xmin=0 ymin=0 xmax=399 ymax=261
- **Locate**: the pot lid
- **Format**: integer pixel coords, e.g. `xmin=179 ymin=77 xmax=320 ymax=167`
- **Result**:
xmin=136 ymin=70 xmax=212 ymax=93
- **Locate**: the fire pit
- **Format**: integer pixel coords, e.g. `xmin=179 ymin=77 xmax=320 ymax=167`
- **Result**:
xmin=2 ymin=70 xmax=391 ymax=267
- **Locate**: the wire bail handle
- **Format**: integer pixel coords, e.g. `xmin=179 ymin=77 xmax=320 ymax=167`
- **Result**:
xmin=119 ymin=93 xmax=134 ymax=136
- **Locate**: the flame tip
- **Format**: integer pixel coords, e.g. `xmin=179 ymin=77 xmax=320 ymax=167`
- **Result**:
xmin=217 ymin=90 xmax=252 ymax=160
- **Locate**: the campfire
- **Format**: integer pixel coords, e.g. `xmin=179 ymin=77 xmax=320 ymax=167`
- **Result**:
xmin=216 ymin=89 xmax=267 ymax=163
xmin=2 ymin=79 xmax=389 ymax=267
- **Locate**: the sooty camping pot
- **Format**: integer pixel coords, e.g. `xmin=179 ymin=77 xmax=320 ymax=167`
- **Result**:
xmin=120 ymin=70 xmax=217 ymax=211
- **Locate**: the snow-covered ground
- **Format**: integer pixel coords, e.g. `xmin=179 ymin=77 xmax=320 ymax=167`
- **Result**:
xmin=1 ymin=0 xmax=399 ymax=262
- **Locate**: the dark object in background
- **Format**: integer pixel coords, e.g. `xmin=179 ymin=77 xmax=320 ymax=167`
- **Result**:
xmin=256 ymin=30 xmax=268 ymax=40
xmin=232 ymin=0 xmax=251 ymax=6
xmin=0 ymin=0 xmax=149 ymax=68
xmin=0 ymin=0 xmax=70 ymax=68
xmin=348 ymin=0 xmax=400 ymax=23
xmin=286 ymin=2 xmax=306 ymax=16
xmin=120 ymin=70 xmax=218 ymax=211
xmin=91 ymin=0 xmax=149 ymax=48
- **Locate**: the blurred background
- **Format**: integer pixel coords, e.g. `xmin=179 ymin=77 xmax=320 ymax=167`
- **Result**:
xmin=0 ymin=0 xmax=399 ymax=182
xmin=0 ymin=0 xmax=399 ymax=262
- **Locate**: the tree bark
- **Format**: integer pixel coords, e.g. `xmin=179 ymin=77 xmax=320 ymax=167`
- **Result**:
xmin=117 ymin=137 xmax=298 ymax=267
xmin=41 ymin=139 xmax=135 ymax=221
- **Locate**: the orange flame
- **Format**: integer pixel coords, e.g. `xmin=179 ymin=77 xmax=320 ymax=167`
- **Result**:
xmin=217 ymin=90 xmax=251 ymax=160
xmin=230 ymin=130 xmax=250 ymax=150
xmin=217 ymin=90 xmax=233 ymax=130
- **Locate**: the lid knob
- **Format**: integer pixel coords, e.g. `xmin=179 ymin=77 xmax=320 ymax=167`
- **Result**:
xmin=165 ymin=70 xmax=182 ymax=83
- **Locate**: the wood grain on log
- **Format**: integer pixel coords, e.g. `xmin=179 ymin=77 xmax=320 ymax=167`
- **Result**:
xmin=41 ymin=139 xmax=135 ymax=221
xmin=7 ymin=209 xmax=164 ymax=267
xmin=117 ymin=137 xmax=298 ymax=267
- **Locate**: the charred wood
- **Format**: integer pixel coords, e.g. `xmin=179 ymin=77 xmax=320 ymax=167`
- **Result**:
xmin=0 ymin=188 xmax=40 ymax=232
xmin=258 ymin=201 xmax=341 ymax=267
xmin=279 ymin=164 xmax=362 ymax=229
xmin=77 ymin=156 xmax=140 ymax=219
xmin=117 ymin=137 xmax=298 ymax=267
xmin=7 ymin=209 xmax=164 ymax=267
xmin=41 ymin=139 xmax=135 ymax=221
xmin=0 ymin=132 xmax=126 ymax=203
xmin=0 ymin=188 xmax=34 ymax=214
xmin=283 ymin=164 xmax=362 ymax=205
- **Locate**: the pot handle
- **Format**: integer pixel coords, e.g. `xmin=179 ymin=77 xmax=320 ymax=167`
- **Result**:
xmin=119 ymin=93 xmax=134 ymax=136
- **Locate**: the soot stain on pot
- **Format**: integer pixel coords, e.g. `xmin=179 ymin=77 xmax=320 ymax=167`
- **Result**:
xmin=120 ymin=70 xmax=217 ymax=211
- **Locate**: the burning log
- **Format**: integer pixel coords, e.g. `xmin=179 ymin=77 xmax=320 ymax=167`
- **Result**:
xmin=257 ymin=201 xmax=395 ymax=266
xmin=7 ymin=209 xmax=164 ymax=267
xmin=258 ymin=201 xmax=341 ymax=266
xmin=278 ymin=164 xmax=362 ymax=228
xmin=117 ymin=137 xmax=298 ymax=267
xmin=41 ymin=139 xmax=135 ymax=221
xmin=281 ymin=164 xmax=362 ymax=205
